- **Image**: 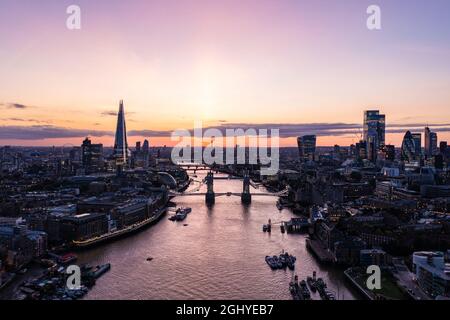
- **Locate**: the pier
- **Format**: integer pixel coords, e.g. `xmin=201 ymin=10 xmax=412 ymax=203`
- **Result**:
xmin=305 ymin=238 xmax=334 ymax=264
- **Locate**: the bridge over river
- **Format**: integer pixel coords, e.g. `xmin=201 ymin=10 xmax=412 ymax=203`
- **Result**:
xmin=169 ymin=170 xmax=289 ymax=205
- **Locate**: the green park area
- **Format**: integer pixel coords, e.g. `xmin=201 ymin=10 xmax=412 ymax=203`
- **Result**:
xmin=354 ymin=271 xmax=409 ymax=300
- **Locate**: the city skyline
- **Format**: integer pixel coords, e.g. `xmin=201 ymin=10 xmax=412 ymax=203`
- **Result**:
xmin=1 ymin=104 xmax=448 ymax=150
xmin=1 ymin=1 xmax=450 ymax=304
xmin=1 ymin=0 xmax=450 ymax=147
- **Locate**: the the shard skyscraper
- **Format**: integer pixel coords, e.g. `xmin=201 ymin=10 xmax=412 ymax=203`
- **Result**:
xmin=113 ymin=100 xmax=130 ymax=165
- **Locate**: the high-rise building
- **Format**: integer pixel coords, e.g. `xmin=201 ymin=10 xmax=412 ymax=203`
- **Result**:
xmin=333 ymin=145 xmax=341 ymax=161
xmin=431 ymin=132 xmax=438 ymax=155
xmin=425 ymin=127 xmax=438 ymax=157
xmin=297 ymin=135 xmax=316 ymax=161
xmin=363 ymin=110 xmax=386 ymax=149
xmin=425 ymin=127 xmax=431 ymax=156
xmin=69 ymin=147 xmax=81 ymax=162
xmin=142 ymin=139 xmax=149 ymax=153
xmin=412 ymin=133 xmax=422 ymax=159
xmin=113 ymin=100 xmax=130 ymax=165
xmin=401 ymin=131 xmax=417 ymax=162
xmin=379 ymin=144 xmax=396 ymax=161
xmin=355 ymin=140 xmax=367 ymax=160
xmin=440 ymin=141 xmax=448 ymax=154
xmin=433 ymin=154 xmax=444 ymax=170
xmin=81 ymin=137 xmax=103 ymax=173
xmin=367 ymin=136 xmax=377 ymax=162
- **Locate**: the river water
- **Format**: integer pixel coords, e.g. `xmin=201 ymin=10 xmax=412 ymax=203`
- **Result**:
xmin=77 ymin=173 xmax=359 ymax=300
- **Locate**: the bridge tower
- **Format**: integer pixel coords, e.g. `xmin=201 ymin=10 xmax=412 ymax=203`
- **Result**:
xmin=241 ymin=170 xmax=252 ymax=204
xmin=205 ymin=171 xmax=215 ymax=205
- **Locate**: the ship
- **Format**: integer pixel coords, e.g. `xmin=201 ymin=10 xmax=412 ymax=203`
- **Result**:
xmin=262 ymin=224 xmax=271 ymax=233
xmin=280 ymin=251 xmax=296 ymax=270
xmin=289 ymin=281 xmax=301 ymax=300
xmin=300 ymin=280 xmax=311 ymax=300
xmin=265 ymin=252 xmax=296 ymax=270
xmin=169 ymin=207 xmax=192 ymax=221
xmin=276 ymin=200 xmax=283 ymax=211
xmin=265 ymin=256 xmax=279 ymax=270
xmin=307 ymin=276 xmax=317 ymax=292
xmin=88 ymin=263 xmax=111 ymax=279
xmin=71 ymin=199 xmax=167 ymax=248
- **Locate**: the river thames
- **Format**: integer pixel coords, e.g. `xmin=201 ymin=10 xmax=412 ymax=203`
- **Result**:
xmin=77 ymin=173 xmax=360 ymax=300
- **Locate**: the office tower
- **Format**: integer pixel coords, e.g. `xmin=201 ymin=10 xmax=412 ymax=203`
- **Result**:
xmin=355 ymin=140 xmax=367 ymax=160
xmin=81 ymin=137 xmax=104 ymax=173
xmin=434 ymin=154 xmax=444 ymax=170
xmin=363 ymin=110 xmax=386 ymax=149
xmin=379 ymin=144 xmax=395 ymax=161
xmin=69 ymin=147 xmax=81 ymax=162
xmin=385 ymin=145 xmax=396 ymax=161
xmin=440 ymin=141 xmax=448 ymax=154
xmin=297 ymin=135 xmax=316 ymax=161
xmin=349 ymin=144 xmax=355 ymax=156
xmin=424 ymin=127 xmax=438 ymax=157
xmin=142 ymin=139 xmax=150 ymax=153
xmin=425 ymin=127 xmax=431 ymax=156
xmin=135 ymin=141 xmax=141 ymax=152
xmin=401 ymin=131 xmax=417 ymax=162
xmin=430 ymin=132 xmax=438 ymax=156
xmin=412 ymin=133 xmax=422 ymax=159
xmin=113 ymin=100 xmax=130 ymax=165
xmin=333 ymin=145 xmax=341 ymax=161
xmin=367 ymin=136 xmax=377 ymax=162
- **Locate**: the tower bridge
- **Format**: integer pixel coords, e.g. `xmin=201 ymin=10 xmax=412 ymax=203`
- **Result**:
xmin=177 ymin=162 xmax=213 ymax=172
xmin=169 ymin=171 xmax=289 ymax=205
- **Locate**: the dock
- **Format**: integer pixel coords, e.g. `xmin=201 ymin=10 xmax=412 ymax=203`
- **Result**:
xmin=285 ymin=218 xmax=310 ymax=233
xmin=343 ymin=268 xmax=374 ymax=300
xmin=305 ymin=238 xmax=334 ymax=264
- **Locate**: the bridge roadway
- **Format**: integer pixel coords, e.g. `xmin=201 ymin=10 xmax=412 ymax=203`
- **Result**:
xmin=169 ymin=192 xmax=283 ymax=197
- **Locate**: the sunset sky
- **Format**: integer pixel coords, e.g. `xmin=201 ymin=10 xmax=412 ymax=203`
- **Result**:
xmin=1 ymin=0 xmax=450 ymax=147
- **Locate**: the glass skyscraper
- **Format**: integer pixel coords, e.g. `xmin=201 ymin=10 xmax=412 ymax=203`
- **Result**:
xmin=401 ymin=131 xmax=418 ymax=162
xmin=425 ymin=127 xmax=438 ymax=157
xmin=297 ymin=135 xmax=316 ymax=162
xmin=412 ymin=133 xmax=422 ymax=159
xmin=113 ymin=100 xmax=130 ymax=165
xmin=363 ymin=110 xmax=386 ymax=150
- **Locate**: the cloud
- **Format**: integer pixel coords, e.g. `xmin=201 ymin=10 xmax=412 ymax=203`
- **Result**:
xmin=215 ymin=123 xmax=361 ymax=138
xmin=387 ymin=123 xmax=450 ymax=128
xmin=192 ymin=122 xmax=450 ymax=138
xmin=1 ymin=118 xmax=51 ymax=124
xmin=129 ymin=123 xmax=363 ymax=138
xmin=101 ymin=110 xmax=136 ymax=117
xmin=101 ymin=111 xmax=118 ymax=116
xmin=1 ymin=102 xmax=31 ymax=109
xmin=0 ymin=125 xmax=112 ymax=140
xmin=128 ymin=129 xmax=173 ymax=137
xmin=2 ymin=122 xmax=450 ymax=141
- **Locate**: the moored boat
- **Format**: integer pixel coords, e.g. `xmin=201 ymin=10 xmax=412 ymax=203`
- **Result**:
xmin=300 ymin=280 xmax=311 ymax=300
xmin=169 ymin=207 xmax=192 ymax=221
xmin=265 ymin=256 xmax=278 ymax=270
xmin=307 ymin=276 xmax=317 ymax=292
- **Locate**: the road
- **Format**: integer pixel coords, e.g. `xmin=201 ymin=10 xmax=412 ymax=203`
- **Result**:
xmin=392 ymin=257 xmax=430 ymax=300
